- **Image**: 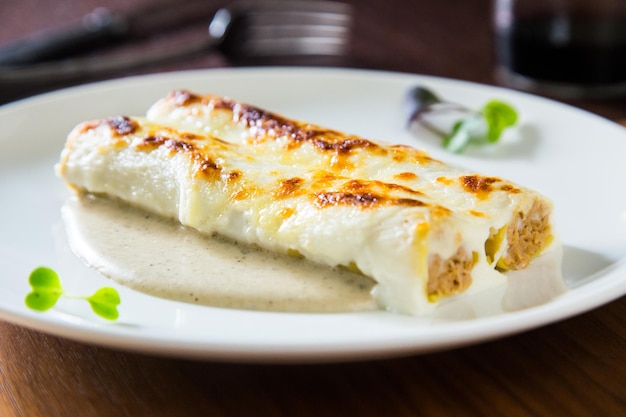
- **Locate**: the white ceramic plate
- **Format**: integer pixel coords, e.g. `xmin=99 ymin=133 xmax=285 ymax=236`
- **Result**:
xmin=1 ymin=68 xmax=625 ymax=363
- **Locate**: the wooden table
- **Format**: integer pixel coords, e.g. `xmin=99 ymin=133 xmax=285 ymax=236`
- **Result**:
xmin=1 ymin=1 xmax=625 ymax=416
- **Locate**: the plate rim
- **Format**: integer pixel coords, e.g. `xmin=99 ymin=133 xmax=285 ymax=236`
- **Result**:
xmin=1 ymin=66 xmax=625 ymax=363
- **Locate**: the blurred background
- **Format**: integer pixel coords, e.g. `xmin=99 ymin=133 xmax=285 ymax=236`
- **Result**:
xmin=3 ymin=0 xmax=625 ymax=121
xmin=0 ymin=0 xmax=499 ymax=103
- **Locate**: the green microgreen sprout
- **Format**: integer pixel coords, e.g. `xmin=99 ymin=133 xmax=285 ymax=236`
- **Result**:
xmin=25 ymin=266 xmax=120 ymax=320
xmin=405 ymin=86 xmax=519 ymax=153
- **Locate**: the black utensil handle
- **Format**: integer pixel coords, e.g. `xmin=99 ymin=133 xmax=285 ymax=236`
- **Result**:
xmin=0 ymin=8 xmax=129 ymax=66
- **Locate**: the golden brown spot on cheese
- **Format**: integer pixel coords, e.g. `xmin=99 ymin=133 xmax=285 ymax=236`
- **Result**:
xmin=136 ymin=135 xmax=195 ymax=153
xmin=500 ymin=184 xmax=522 ymax=194
xmin=387 ymin=182 xmax=424 ymax=196
xmin=168 ymin=90 xmax=237 ymax=112
xmin=134 ymin=135 xmax=166 ymax=150
xmin=169 ymin=90 xmax=202 ymax=106
xmin=390 ymin=147 xmax=408 ymax=163
xmin=461 ymin=175 xmax=501 ymax=197
xmin=328 ymin=153 xmax=354 ymax=172
xmin=221 ymin=170 xmax=241 ymax=182
xmin=341 ymin=179 xmax=369 ymax=192
xmin=462 ymin=176 xmax=523 ymax=199
xmin=389 ymin=145 xmax=441 ymax=164
xmin=234 ymin=103 xmax=266 ymax=124
xmin=394 ymin=172 xmax=418 ymax=181
xmin=312 ymin=171 xmax=342 ymax=188
xmin=431 ymin=206 xmax=453 ymax=218
xmin=314 ymin=192 xmax=426 ymax=209
xmin=196 ymin=159 xmax=222 ymax=179
xmin=181 ymin=132 xmax=202 ymax=141
xmin=106 ymin=116 xmax=138 ymax=136
xmin=76 ymin=120 xmax=102 ymax=134
xmin=436 ymin=176 xmax=454 ymax=185
xmin=315 ymin=192 xmax=379 ymax=208
xmin=310 ymin=137 xmax=378 ymax=154
xmin=229 ymin=183 xmax=262 ymax=201
xmin=275 ymin=177 xmax=304 ymax=199
xmin=230 ymin=189 xmax=247 ymax=200
xmin=133 ymin=132 xmax=224 ymax=180
xmin=341 ymin=179 xmax=424 ymax=198
xmin=469 ymin=210 xmax=486 ymax=217
xmin=278 ymin=207 xmax=295 ymax=219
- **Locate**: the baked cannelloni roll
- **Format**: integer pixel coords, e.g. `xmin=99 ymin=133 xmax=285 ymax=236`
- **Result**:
xmin=57 ymin=90 xmax=555 ymax=315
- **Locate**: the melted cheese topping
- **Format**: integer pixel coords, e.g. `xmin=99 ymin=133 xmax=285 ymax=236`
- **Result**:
xmin=57 ymin=90 xmax=556 ymax=315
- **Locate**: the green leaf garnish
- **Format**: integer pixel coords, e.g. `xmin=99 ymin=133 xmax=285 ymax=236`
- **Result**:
xmin=86 ymin=287 xmax=121 ymax=321
xmin=25 ymin=266 xmax=121 ymax=320
xmin=482 ymin=100 xmax=518 ymax=143
xmin=405 ymin=85 xmax=519 ymax=153
xmin=25 ymin=267 xmax=63 ymax=311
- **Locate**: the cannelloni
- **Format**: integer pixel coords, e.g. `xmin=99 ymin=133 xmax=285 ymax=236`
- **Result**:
xmin=57 ymin=90 xmax=556 ymax=315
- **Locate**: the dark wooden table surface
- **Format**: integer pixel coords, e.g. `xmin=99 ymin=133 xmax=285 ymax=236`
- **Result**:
xmin=1 ymin=1 xmax=625 ymax=416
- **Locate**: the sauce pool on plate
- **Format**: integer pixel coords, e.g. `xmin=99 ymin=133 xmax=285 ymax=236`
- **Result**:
xmin=62 ymin=194 xmax=378 ymax=313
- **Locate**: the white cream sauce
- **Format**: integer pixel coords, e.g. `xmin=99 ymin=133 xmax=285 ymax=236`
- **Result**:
xmin=61 ymin=194 xmax=567 ymax=317
xmin=62 ymin=195 xmax=378 ymax=313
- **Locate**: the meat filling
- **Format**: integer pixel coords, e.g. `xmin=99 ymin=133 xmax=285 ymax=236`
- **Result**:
xmin=501 ymin=199 xmax=552 ymax=270
xmin=427 ymin=247 xmax=473 ymax=301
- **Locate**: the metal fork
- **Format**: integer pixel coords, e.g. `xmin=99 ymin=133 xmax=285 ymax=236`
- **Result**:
xmin=0 ymin=0 xmax=352 ymax=84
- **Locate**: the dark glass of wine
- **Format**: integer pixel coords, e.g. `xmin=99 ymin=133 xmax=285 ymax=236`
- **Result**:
xmin=494 ymin=0 xmax=626 ymax=98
